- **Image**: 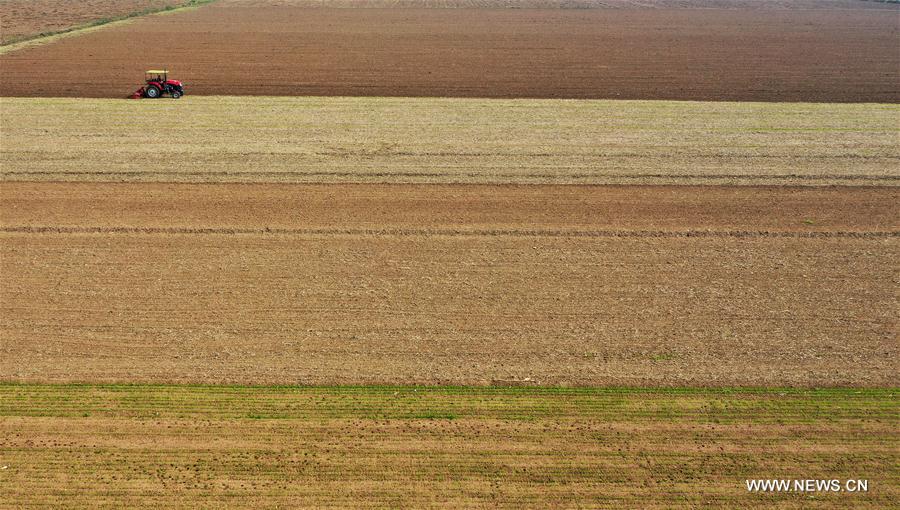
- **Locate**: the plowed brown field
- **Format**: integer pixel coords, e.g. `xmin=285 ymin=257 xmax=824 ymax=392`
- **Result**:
xmin=231 ymin=0 xmax=896 ymax=8
xmin=2 ymin=183 xmax=897 ymax=386
xmin=0 ymin=0 xmax=194 ymax=44
xmin=1 ymin=1 xmax=897 ymax=101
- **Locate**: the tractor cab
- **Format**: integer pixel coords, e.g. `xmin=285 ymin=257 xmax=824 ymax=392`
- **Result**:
xmin=135 ymin=69 xmax=184 ymax=99
xmin=147 ymin=70 xmax=167 ymax=83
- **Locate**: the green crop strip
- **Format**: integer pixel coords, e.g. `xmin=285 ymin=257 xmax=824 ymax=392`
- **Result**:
xmin=0 ymin=383 xmax=895 ymax=423
xmin=2 ymin=383 xmax=896 ymax=507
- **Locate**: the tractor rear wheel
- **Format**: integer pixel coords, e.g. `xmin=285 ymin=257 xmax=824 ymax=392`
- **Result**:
xmin=171 ymin=90 xmax=182 ymax=99
xmin=145 ymin=85 xmax=160 ymax=98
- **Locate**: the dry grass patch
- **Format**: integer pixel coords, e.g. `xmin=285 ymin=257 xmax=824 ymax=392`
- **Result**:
xmin=2 ymin=97 xmax=898 ymax=185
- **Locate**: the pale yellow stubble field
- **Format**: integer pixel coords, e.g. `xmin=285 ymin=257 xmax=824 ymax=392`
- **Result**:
xmin=2 ymin=97 xmax=897 ymax=185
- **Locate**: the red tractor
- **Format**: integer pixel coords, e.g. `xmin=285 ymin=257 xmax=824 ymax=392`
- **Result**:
xmin=130 ymin=70 xmax=184 ymax=99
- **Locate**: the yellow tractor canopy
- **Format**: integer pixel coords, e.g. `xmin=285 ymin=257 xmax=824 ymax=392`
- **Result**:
xmin=145 ymin=70 xmax=168 ymax=81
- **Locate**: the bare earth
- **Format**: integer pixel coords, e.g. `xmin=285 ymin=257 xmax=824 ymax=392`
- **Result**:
xmin=2 ymin=98 xmax=897 ymax=186
xmin=230 ymin=0 xmax=898 ymax=8
xmin=2 ymin=183 xmax=896 ymax=387
xmin=0 ymin=1 xmax=897 ymax=101
xmin=0 ymin=0 xmax=194 ymax=45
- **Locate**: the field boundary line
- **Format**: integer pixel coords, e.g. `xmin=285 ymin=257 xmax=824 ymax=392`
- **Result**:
xmin=4 ymin=171 xmax=898 ymax=186
xmin=0 ymin=0 xmax=219 ymax=55
xmin=1 ymin=381 xmax=895 ymax=394
xmin=2 ymin=226 xmax=897 ymax=239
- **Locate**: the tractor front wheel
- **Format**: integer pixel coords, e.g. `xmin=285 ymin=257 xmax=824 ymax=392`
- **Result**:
xmin=144 ymin=85 xmax=160 ymax=98
xmin=171 ymin=90 xmax=182 ymax=99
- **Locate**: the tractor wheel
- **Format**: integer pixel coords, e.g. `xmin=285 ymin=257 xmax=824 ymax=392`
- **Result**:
xmin=144 ymin=85 xmax=160 ymax=98
xmin=171 ymin=90 xmax=182 ymax=99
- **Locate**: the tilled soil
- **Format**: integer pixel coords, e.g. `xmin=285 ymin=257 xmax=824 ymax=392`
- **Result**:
xmin=1 ymin=183 xmax=896 ymax=387
xmin=228 ymin=0 xmax=898 ymax=8
xmin=1 ymin=2 xmax=897 ymax=101
xmin=3 ymin=183 xmax=898 ymax=233
xmin=0 ymin=0 xmax=190 ymax=44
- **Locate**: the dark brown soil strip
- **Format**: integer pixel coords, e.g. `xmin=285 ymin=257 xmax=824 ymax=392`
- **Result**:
xmin=1 ymin=5 xmax=896 ymax=101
